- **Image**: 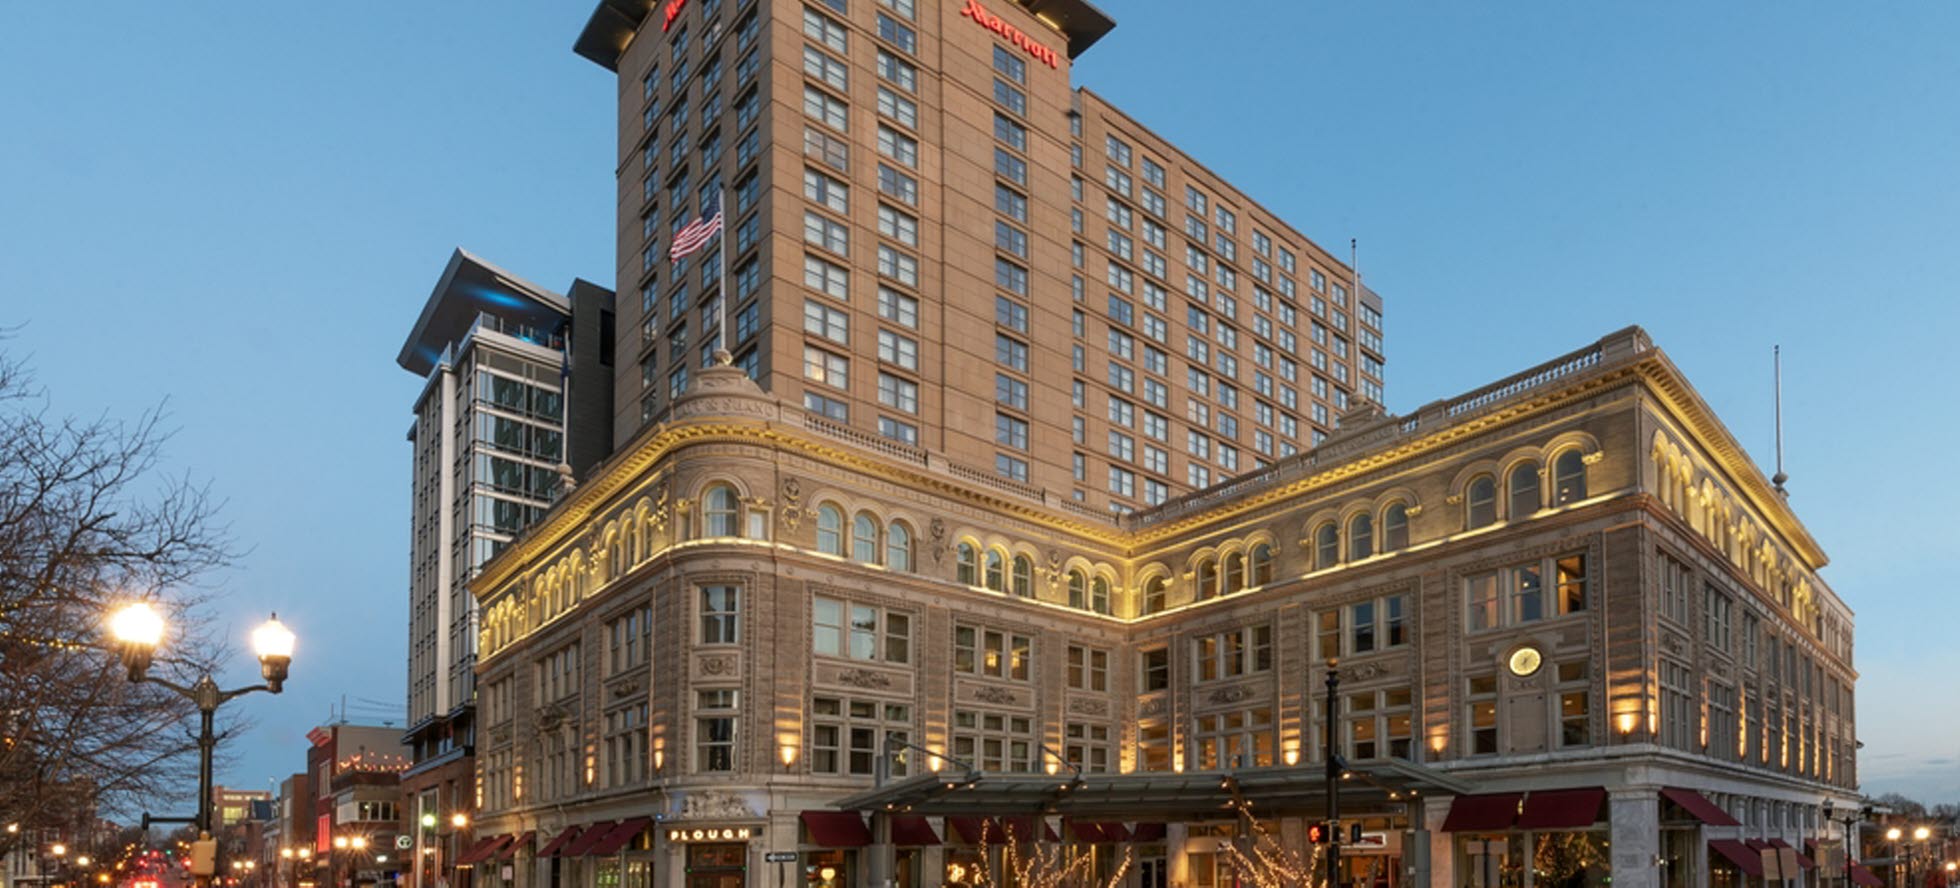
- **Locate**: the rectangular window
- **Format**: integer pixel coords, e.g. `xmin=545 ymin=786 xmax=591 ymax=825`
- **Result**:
xmin=695 ymin=689 xmax=737 ymax=772
xmin=1066 ymin=645 xmax=1109 ymax=691
xmin=699 ymin=586 xmax=739 ymax=644
xmin=877 ymin=372 xmax=918 ymax=414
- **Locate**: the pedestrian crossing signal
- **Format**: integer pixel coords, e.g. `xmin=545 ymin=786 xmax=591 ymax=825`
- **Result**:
xmin=1307 ymin=823 xmax=1329 ymax=844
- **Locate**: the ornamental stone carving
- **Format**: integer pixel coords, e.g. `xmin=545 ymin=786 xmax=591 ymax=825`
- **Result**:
xmin=1067 ymin=698 xmax=1110 ymax=716
xmin=783 ymin=477 xmax=802 ymax=505
xmin=974 ymin=686 xmax=1018 ymax=705
xmin=1340 ymin=661 xmax=1390 ymax=683
xmin=1207 ymin=684 xmax=1257 ymax=705
xmin=677 ymin=791 xmax=755 ymax=820
xmin=700 ymin=655 xmax=739 ymax=676
xmin=611 ymin=678 xmax=644 ymax=700
xmin=1139 ymin=697 xmax=1168 ymax=718
xmin=837 ymin=668 xmax=895 ymax=690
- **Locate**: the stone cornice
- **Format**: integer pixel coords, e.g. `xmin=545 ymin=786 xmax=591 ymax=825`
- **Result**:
xmin=471 ymin=333 xmax=1834 ymax=613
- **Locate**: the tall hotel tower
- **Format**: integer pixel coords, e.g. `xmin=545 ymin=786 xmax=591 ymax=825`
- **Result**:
xmin=579 ymin=0 xmax=1385 ymax=513
xmin=396 ymin=250 xmax=614 ymax=883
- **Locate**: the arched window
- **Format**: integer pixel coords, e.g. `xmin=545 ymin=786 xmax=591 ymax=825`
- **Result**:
xmin=984 ymin=548 xmax=1006 ymax=592
xmin=1142 ymin=577 xmax=1168 ymax=615
xmin=1382 ymin=503 xmax=1409 ymax=552
xmin=1195 ymin=559 xmax=1218 ymax=600
xmin=1348 ymin=513 xmax=1374 ymax=561
xmin=852 ymin=512 xmax=881 ymax=564
xmin=1222 ymin=552 xmax=1246 ymax=595
xmin=886 ymin=522 xmax=912 ymax=572
xmin=1068 ymin=570 xmax=1087 ymax=609
xmin=1508 ymin=462 xmax=1539 ymax=520
xmin=1466 ymin=475 xmax=1497 ymax=529
xmin=1553 ymin=450 xmax=1588 ymax=505
xmin=704 ymin=485 xmax=740 ymax=537
xmin=1011 ymin=555 xmax=1034 ymax=598
xmin=1090 ymin=577 xmax=1110 ymax=614
xmin=1249 ymin=543 xmax=1274 ymax=586
xmin=816 ymin=504 xmax=845 ymax=555
xmin=956 ymin=542 xmax=979 ymax=585
xmin=1314 ymin=523 xmax=1340 ymax=570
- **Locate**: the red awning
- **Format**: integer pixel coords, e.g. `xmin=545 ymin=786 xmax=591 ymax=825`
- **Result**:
xmin=1515 ymin=788 xmax=1605 ymax=830
xmin=946 ymin=817 xmax=993 ymax=845
xmin=498 ymin=831 xmax=535 ymax=861
xmin=1441 ymin=793 xmax=1523 ymax=832
xmin=1851 ymin=864 xmax=1885 ymax=887
xmin=890 ymin=816 xmax=940 ymax=846
xmin=800 ymin=811 xmax=872 ymax=848
xmin=454 ymin=836 xmax=505 ymax=866
xmin=1660 ymin=787 xmax=1741 ymax=827
xmin=561 ymin=821 xmax=618 ymax=857
xmin=996 ymin=817 xmax=1032 ymax=843
xmin=584 ymin=818 xmax=652 ymax=856
xmin=1767 ymin=839 xmax=1814 ymax=870
xmin=1710 ymin=839 xmax=1765 ymax=877
xmin=537 ymin=825 xmax=586 ymax=858
xmin=1098 ymin=822 xmax=1132 ymax=842
xmin=1130 ymin=823 xmax=1166 ymax=842
xmin=1068 ymin=821 xmax=1106 ymax=843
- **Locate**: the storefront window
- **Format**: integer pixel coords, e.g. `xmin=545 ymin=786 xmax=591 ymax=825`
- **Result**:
xmin=803 ymin=849 xmax=848 ymax=888
xmin=1531 ymin=832 xmax=1610 ymax=886
xmin=687 ymin=844 xmax=747 ymax=888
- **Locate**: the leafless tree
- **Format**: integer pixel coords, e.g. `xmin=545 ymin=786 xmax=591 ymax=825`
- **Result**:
xmin=0 ymin=343 xmax=242 ymax=843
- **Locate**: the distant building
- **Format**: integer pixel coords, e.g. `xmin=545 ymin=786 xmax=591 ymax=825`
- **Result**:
xmin=395 ymin=250 xmax=615 ymax=888
xmin=306 ymin=724 xmax=411 ymax=888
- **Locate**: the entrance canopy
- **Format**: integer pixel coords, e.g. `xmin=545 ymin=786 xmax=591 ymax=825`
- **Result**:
xmin=831 ymin=760 xmax=1473 ymax=821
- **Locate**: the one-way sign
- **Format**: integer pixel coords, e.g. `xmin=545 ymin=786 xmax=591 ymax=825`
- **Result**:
xmin=764 ymin=852 xmax=797 ymax=863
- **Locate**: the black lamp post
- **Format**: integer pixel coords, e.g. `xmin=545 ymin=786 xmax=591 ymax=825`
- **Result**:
xmin=1325 ymin=659 xmax=1343 ymax=888
xmin=1824 ymin=801 xmax=1866 ymax=886
xmin=107 ymin=603 xmax=296 ymax=880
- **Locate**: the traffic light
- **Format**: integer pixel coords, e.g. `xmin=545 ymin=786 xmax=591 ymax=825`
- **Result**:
xmin=1306 ymin=823 xmax=1329 ymax=844
xmin=187 ymin=838 xmax=217 ymax=877
xmin=1349 ymin=822 xmax=1363 ymax=845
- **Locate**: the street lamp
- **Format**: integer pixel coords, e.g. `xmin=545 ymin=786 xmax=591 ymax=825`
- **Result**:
xmin=1824 ymin=801 xmax=1867 ymax=885
xmin=107 ymin=603 xmax=295 ymax=852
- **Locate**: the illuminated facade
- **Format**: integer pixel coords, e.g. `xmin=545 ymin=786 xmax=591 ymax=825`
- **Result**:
xmin=463 ymin=327 xmax=1859 ymax=888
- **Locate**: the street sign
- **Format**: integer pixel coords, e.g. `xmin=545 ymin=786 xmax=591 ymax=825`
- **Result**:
xmin=396 ymin=836 xmax=413 ymax=850
xmin=764 ymin=852 xmax=797 ymax=863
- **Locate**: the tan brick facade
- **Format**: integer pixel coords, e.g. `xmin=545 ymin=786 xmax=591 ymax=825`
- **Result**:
xmin=466 ymin=327 xmax=1858 ymax=888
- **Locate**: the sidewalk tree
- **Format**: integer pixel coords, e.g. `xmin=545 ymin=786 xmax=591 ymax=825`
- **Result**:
xmin=0 ymin=344 xmax=239 ymax=835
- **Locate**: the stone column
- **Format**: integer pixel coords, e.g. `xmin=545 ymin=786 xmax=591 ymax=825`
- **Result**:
xmin=1166 ymin=824 xmax=1190 ymax=888
xmin=1423 ymin=799 xmax=1453 ymax=888
xmin=1609 ymin=789 xmax=1661 ymax=888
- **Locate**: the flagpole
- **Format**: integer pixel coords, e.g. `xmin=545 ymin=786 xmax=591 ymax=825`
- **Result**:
xmin=713 ymin=186 xmax=732 ymax=366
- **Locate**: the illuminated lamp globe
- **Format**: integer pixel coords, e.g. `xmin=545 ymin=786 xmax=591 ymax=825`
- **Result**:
xmin=451 ymin=814 xmax=468 ymax=829
xmin=1888 ymin=827 xmax=1904 ymax=842
xmin=252 ymin=614 xmax=296 ymax=692
xmin=109 ymin=602 xmax=166 ymax=681
xmin=1915 ymin=826 xmax=1932 ymax=841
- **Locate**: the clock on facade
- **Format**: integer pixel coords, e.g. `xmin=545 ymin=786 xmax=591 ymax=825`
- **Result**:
xmin=1507 ymin=646 xmax=1544 ymax=677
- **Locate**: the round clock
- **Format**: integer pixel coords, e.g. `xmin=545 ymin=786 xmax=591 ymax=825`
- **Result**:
xmin=1507 ymin=646 xmax=1544 ymax=677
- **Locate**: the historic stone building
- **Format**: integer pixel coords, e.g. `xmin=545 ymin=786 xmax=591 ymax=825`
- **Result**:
xmin=458 ymin=327 xmax=1859 ymax=888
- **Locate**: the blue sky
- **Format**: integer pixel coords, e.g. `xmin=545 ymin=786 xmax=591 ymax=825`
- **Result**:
xmin=3 ymin=1 xmax=1955 ymax=805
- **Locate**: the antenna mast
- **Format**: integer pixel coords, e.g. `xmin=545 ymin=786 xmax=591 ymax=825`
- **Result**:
xmin=1772 ymin=345 xmax=1788 ymax=496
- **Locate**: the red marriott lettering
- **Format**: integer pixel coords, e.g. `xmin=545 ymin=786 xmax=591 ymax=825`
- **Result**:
xmin=661 ymin=0 xmax=689 ymax=32
xmin=960 ymin=0 xmax=1061 ymax=69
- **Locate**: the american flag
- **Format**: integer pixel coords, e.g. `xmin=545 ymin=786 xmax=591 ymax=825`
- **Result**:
xmin=668 ymin=194 xmax=724 ymax=261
